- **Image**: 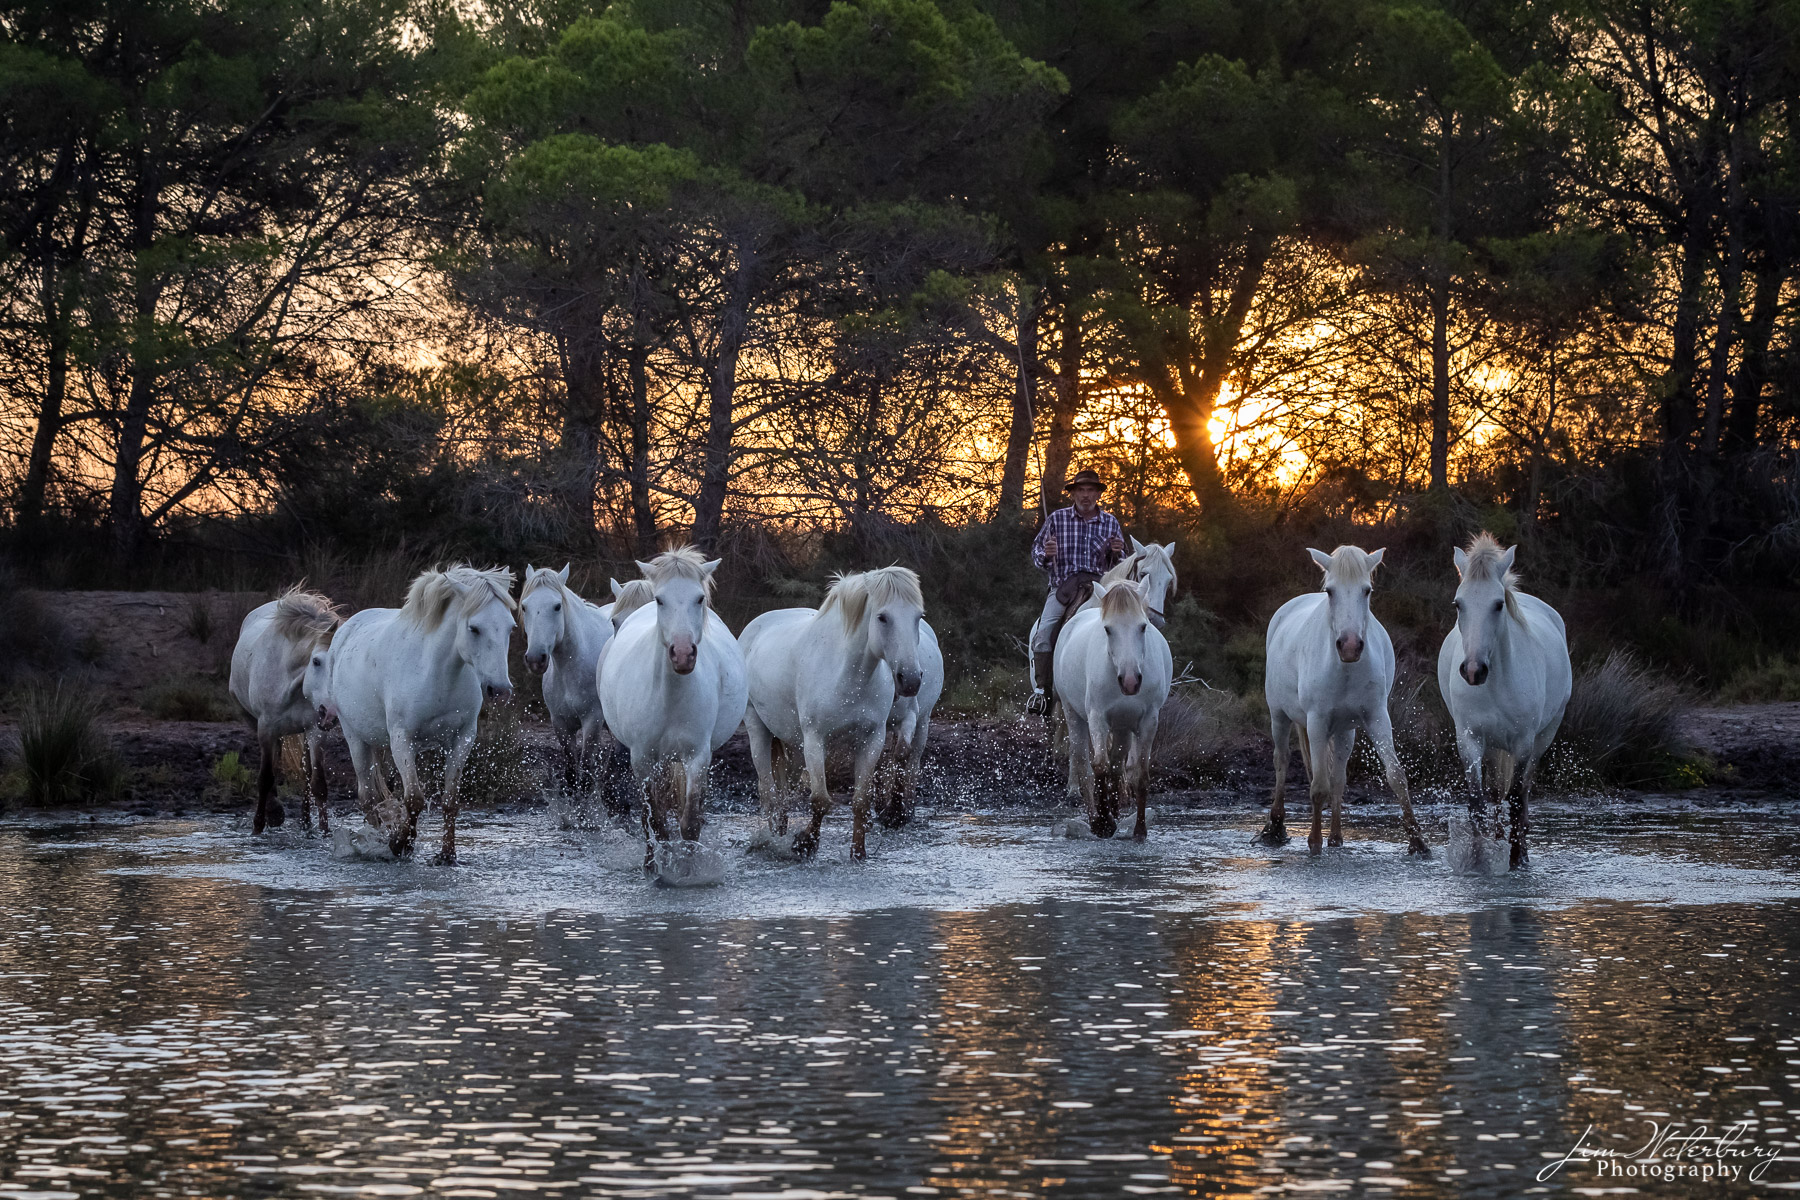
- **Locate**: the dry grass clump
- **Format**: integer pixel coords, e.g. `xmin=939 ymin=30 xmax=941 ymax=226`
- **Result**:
xmin=14 ymin=683 xmax=123 ymax=805
xmin=1547 ymin=649 xmax=1693 ymax=789
xmin=141 ymin=678 xmax=235 ymax=722
xmin=1152 ymin=688 xmax=1262 ymax=782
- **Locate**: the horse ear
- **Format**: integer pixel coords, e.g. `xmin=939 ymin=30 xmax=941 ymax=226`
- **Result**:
xmin=1130 ymin=534 xmax=1147 ymax=555
xmin=1307 ymin=547 xmax=1332 ymax=571
xmin=1163 ymin=541 xmax=1177 ymax=559
xmin=1453 ymin=546 xmax=1469 ymax=578
xmin=526 ymin=563 xmax=535 ymax=578
xmin=557 ymin=563 xmax=571 ymax=583
xmin=1499 ymin=545 xmax=1517 ymax=574
xmin=610 ymin=577 xmax=626 ymax=600
xmin=634 ymin=559 xmax=655 ymax=576
xmin=1090 ymin=580 xmax=1111 ymax=601
xmin=701 ymin=558 xmax=722 ymax=578
xmin=1367 ymin=547 xmax=1386 ymax=571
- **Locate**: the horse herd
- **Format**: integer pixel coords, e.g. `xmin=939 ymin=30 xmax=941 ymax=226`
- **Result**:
xmin=227 ymin=532 xmax=1570 ymax=874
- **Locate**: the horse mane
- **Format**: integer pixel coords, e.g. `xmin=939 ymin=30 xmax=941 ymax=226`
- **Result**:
xmin=519 ymin=565 xmax=571 ymax=603
xmin=271 ymin=585 xmax=340 ymax=649
xmin=642 ymin=546 xmax=715 ymax=603
xmin=611 ymin=578 xmax=654 ymax=624
xmin=1462 ymin=531 xmax=1524 ymax=621
xmin=820 ymin=566 xmax=924 ymax=632
xmin=1100 ymin=581 xmax=1148 ymax=620
xmin=1321 ymin=545 xmax=1375 ymax=587
xmin=402 ymin=564 xmax=517 ymax=631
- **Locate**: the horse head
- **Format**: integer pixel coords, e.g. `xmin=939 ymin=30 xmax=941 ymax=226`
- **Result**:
xmin=520 ymin=563 xmax=572 ymax=675
xmin=1451 ymin=533 xmax=1518 ymax=687
xmin=1308 ymin=545 xmax=1384 ymax=664
xmin=1093 ymin=579 xmax=1153 ymax=696
xmin=637 ymin=548 xmax=720 ymax=676
xmin=1128 ymin=536 xmax=1179 ymax=625
xmin=302 ymin=642 xmax=337 ymax=729
xmin=827 ymin=567 xmax=926 ymax=697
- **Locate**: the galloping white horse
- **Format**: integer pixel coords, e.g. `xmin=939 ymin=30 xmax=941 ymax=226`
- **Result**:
xmin=1053 ymin=579 xmax=1172 ymax=839
xmin=875 ymin=619 xmax=944 ymax=829
xmin=1260 ymin=546 xmax=1425 ymax=854
xmin=329 ymin=565 xmax=517 ymax=863
xmin=520 ymin=565 xmax=612 ymax=794
xmin=1029 ymin=537 xmax=1178 ymax=694
xmin=228 ymin=587 xmax=341 ymax=835
xmin=596 ymin=548 xmax=747 ymax=865
xmin=1438 ymin=533 xmax=1571 ymax=869
xmin=741 ymin=567 xmax=928 ymax=859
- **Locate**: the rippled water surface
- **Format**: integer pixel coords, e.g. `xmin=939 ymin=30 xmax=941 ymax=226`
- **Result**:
xmin=3 ymin=802 xmax=1800 ymax=1198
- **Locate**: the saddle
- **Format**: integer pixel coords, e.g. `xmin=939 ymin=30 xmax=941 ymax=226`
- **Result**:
xmin=1048 ymin=571 xmax=1101 ymax=655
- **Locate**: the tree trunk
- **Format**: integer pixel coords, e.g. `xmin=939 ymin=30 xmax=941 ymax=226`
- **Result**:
xmin=108 ymin=152 xmax=163 ymax=560
xmin=1039 ymin=299 xmax=1082 ymax=514
xmin=627 ymin=334 xmax=657 ymax=558
xmin=1726 ymin=251 xmax=1784 ymax=452
xmin=1428 ymin=269 xmax=1451 ymax=492
xmin=997 ymin=285 xmax=1037 ymax=518
xmin=19 ymin=255 xmax=71 ymax=537
xmin=692 ymin=247 xmax=754 ymax=551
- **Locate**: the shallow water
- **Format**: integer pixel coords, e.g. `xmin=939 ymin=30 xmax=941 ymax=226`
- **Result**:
xmin=3 ymin=801 xmax=1799 ymax=1198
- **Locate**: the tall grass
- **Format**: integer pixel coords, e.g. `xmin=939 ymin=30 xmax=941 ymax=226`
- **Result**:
xmin=16 ymin=683 xmax=123 ymax=805
xmin=1547 ymin=650 xmax=1692 ymax=789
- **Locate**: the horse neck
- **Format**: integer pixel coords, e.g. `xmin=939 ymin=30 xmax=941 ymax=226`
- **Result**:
xmin=409 ymin=615 xmax=467 ymax=685
xmin=553 ymin=597 xmax=599 ymax=662
xmin=816 ymin=606 xmax=883 ymax=683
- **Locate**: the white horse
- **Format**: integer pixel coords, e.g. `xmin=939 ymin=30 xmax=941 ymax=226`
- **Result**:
xmin=520 ymin=564 xmax=612 ymax=794
xmin=589 ymin=576 xmax=658 ymax=819
xmin=1029 ymin=536 xmax=1177 ymax=695
xmin=1438 ymin=533 xmax=1571 ymax=869
xmin=595 ymin=548 xmax=747 ymax=865
xmin=741 ymin=567 xmax=927 ymax=859
xmin=328 ymin=565 xmax=517 ymax=863
xmin=874 ymin=619 xmax=944 ymax=829
xmin=1052 ymin=579 xmax=1172 ymax=839
xmin=228 ymin=587 xmax=341 ymax=835
xmin=1259 ymin=546 xmax=1425 ymax=855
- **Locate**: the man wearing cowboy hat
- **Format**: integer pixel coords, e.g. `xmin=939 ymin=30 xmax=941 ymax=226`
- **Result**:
xmin=1029 ymin=468 xmax=1124 ymax=705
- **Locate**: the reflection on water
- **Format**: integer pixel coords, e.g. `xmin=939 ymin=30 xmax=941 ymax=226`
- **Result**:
xmin=0 ymin=805 xmax=1798 ymax=1198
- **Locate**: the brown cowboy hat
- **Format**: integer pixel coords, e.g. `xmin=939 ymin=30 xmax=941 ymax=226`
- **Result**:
xmin=1063 ymin=469 xmax=1106 ymax=492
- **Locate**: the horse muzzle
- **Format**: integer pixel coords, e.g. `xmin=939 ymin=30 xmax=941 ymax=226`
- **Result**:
xmin=485 ymin=683 xmax=515 ymax=704
xmin=525 ymin=651 xmax=548 ymax=675
xmin=1336 ymin=634 xmax=1364 ymax=663
xmin=315 ymin=705 xmax=339 ymax=730
xmin=895 ymin=671 xmax=922 ymax=698
xmin=669 ymin=641 xmax=698 ymax=675
xmin=1460 ymin=661 xmax=1489 ymax=686
xmin=1118 ymin=672 xmax=1142 ymax=696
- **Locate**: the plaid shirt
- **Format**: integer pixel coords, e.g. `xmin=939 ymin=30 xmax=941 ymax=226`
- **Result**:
xmin=1031 ymin=505 xmax=1123 ymax=589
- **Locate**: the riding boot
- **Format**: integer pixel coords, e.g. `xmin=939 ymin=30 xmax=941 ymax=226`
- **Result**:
xmin=1030 ymin=650 xmax=1055 ymax=713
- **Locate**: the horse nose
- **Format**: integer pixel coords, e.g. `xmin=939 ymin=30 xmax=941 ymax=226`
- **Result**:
xmin=669 ymin=641 xmax=697 ymax=675
xmin=896 ymin=671 xmax=921 ymax=698
xmin=1119 ymin=671 xmax=1142 ymax=696
xmin=486 ymin=684 xmax=514 ymax=704
xmin=1461 ymin=661 xmax=1489 ymax=686
xmin=1336 ymin=634 xmax=1363 ymax=663
xmin=525 ymin=652 xmax=547 ymax=674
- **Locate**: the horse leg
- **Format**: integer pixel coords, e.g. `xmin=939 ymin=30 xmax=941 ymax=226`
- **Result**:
xmin=678 ymin=759 xmax=704 ymax=842
xmin=576 ymin=718 xmax=599 ymax=798
xmin=1509 ymin=754 xmax=1536 ymax=870
xmin=771 ymin=738 xmax=793 ymax=836
xmin=1131 ymin=714 xmax=1158 ymax=841
xmin=1258 ymin=710 xmax=1293 ymax=846
xmin=1064 ymin=706 xmax=1099 ymax=835
xmin=896 ymin=720 xmax=930 ymax=829
xmin=1326 ymin=726 xmax=1355 ymax=848
xmin=792 ymin=731 xmax=831 ymax=858
xmin=253 ymin=727 xmax=279 ymax=834
xmin=304 ymin=729 xmax=329 ymax=835
xmin=1457 ymin=731 xmax=1486 ymax=837
xmin=387 ymin=731 xmax=426 ymax=858
xmin=1304 ymin=715 xmax=1333 ymax=854
xmin=1489 ymin=750 xmax=1517 ymax=852
xmin=849 ymin=733 xmax=884 ymax=861
xmin=1102 ymin=732 xmax=1126 ymax=836
xmin=1366 ymin=711 xmax=1423 ymax=854
xmin=745 ymin=709 xmax=781 ymax=837
xmin=435 ymin=730 xmax=476 ymax=866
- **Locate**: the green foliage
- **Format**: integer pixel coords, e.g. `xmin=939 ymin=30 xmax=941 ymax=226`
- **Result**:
xmin=16 ymin=683 xmax=122 ymax=805
xmin=211 ymin=750 xmax=254 ymax=796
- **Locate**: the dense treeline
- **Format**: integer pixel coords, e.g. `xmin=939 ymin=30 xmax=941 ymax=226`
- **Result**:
xmin=0 ymin=0 xmax=1796 ymax=680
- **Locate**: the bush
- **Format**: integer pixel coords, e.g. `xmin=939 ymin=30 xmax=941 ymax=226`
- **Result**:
xmin=182 ymin=595 xmax=214 ymax=643
xmin=1547 ymin=649 xmax=1693 ymax=789
xmin=1152 ymin=687 xmax=1262 ymax=783
xmin=212 ymin=750 xmax=254 ymax=796
xmin=0 ymin=569 xmax=68 ymax=683
xmin=16 ymin=683 xmax=122 ymax=805
xmin=142 ymin=679 xmax=234 ymax=721
xmin=1718 ymin=655 xmax=1800 ymax=704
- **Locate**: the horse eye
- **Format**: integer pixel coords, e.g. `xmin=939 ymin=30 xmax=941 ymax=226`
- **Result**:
xmin=1494 ymin=600 xmax=1504 ymax=612
xmin=1139 ymin=623 xmax=1147 ymax=634
xmin=656 ymin=598 xmax=664 ymax=606
xmin=878 ymin=613 xmax=889 ymax=623
xmin=470 ymin=626 xmax=480 ymax=636
xmin=553 ymin=603 xmax=561 ymax=612
xmin=1363 ymin=586 xmax=1372 ymax=596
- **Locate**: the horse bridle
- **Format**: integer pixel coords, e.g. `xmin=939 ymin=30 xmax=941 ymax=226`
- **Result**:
xmin=1126 ymin=555 xmax=1171 ymax=630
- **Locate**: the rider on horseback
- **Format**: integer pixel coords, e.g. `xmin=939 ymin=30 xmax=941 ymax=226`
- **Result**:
xmin=1030 ymin=468 xmax=1124 ymax=706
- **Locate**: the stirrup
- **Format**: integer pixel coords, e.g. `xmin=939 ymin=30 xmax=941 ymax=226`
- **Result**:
xmin=1027 ymin=689 xmax=1053 ymax=716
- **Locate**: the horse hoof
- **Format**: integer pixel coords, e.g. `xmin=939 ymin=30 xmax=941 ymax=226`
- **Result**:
xmin=790 ymin=829 xmax=820 ymax=858
xmin=252 ymin=814 xmax=267 ymax=835
xmin=267 ymin=800 xmax=286 ymax=828
xmin=876 ymin=806 xmax=910 ymax=830
xmin=1253 ymin=826 xmax=1289 ymax=847
xmin=1307 ymin=837 xmax=1323 ymax=855
xmin=431 ymin=850 xmax=457 ymax=867
xmin=1132 ymin=824 xmax=1147 ymax=841
xmin=1327 ymin=835 xmax=1343 ymax=848
xmin=1408 ymin=839 xmax=1431 ymax=857
xmin=1090 ymin=815 xmax=1118 ymax=840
